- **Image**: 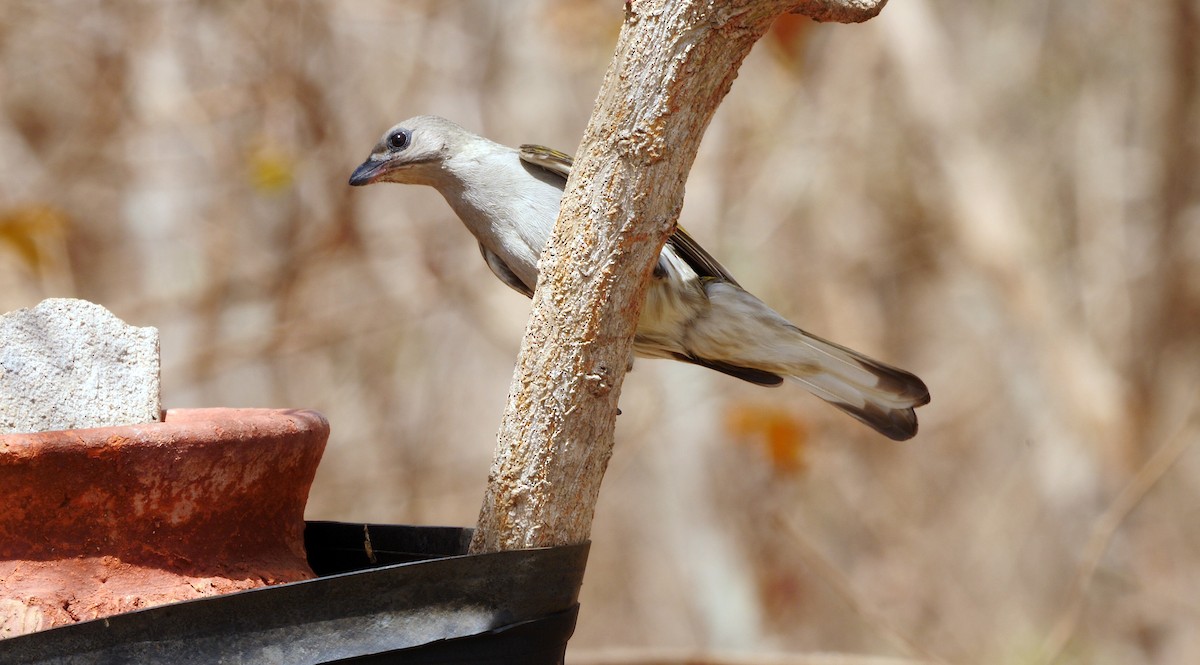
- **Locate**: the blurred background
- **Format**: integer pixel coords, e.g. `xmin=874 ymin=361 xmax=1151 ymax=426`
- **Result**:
xmin=1 ymin=1 xmax=1198 ymax=663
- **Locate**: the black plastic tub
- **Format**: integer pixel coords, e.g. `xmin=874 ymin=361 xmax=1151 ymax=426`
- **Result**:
xmin=0 ymin=522 xmax=589 ymax=665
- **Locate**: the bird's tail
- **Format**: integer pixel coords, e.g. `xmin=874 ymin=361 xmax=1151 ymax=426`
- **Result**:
xmin=685 ymin=283 xmax=930 ymax=440
xmin=777 ymin=327 xmax=930 ymax=441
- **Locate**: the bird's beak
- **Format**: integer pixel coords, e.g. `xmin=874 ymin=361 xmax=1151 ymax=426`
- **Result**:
xmin=348 ymin=158 xmax=387 ymax=186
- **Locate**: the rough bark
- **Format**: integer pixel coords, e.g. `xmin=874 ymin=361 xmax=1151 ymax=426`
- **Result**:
xmin=470 ymin=0 xmax=887 ymax=554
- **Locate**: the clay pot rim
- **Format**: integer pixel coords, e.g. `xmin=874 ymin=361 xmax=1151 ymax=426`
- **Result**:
xmin=0 ymin=407 xmax=329 ymax=455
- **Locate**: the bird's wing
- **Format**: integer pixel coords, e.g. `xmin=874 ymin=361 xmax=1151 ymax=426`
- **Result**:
xmin=519 ymin=144 xmax=740 ymax=286
xmin=664 ymin=227 xmax=741 ymax=287
xmin=478 ymin=242 xmax=535 ymax=298
xmin=519 ymin=144 xmax=573 ymax=183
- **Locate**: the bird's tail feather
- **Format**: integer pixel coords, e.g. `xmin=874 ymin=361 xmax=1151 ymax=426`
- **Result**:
xmin=781 ymin=327 xmax=930 ymax=441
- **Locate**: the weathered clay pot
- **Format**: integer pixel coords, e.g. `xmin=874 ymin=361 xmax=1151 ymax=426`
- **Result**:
xmin=0 ymin=408 xmax=328 ymax=638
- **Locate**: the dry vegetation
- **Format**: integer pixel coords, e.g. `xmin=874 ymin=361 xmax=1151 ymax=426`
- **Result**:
xmin=1 ymin=1 xmax=1198 ymax=663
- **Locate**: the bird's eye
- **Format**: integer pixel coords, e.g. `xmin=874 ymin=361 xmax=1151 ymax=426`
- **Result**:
xmin=387 ymin=130 xmax=411 ymax=150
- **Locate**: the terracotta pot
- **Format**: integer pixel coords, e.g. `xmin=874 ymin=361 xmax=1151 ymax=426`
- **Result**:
xmin=0 ymin=408 xmax=328 ymax=638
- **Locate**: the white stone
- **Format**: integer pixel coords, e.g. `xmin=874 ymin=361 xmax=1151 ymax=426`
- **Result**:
xmin=0 ymin=299 xmax=160 ymax=434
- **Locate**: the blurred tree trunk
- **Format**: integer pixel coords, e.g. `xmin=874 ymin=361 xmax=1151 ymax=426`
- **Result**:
xmin=1132 ymin=0 xmax=1200 ymax=457
xmin=470 ymin=0 xmax=888 ymax=554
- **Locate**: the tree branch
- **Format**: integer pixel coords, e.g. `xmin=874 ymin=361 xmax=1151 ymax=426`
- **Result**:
xmin=791 ymin=0 xmax=888 ymax=23
xmin=471 ymin=0 xmax=887 ymax=554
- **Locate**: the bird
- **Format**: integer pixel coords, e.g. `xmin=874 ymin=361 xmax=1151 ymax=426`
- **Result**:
xmin=349 ymin=116 xmax=930 ymax=440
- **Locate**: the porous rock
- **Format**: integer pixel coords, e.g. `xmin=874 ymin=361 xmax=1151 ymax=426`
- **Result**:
xmin=0 ymin=298 xmax=160 ymax=434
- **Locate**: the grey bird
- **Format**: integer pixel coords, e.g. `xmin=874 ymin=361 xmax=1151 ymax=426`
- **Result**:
xmin=349 ymin=116 xmax=930 ymax=440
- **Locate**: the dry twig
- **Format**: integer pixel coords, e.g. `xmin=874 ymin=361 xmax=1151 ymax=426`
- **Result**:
xmin=1037 ymin=411 xmax=1200 ymax=664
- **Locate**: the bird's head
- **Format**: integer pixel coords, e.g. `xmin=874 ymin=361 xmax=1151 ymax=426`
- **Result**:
xmin=348 ymin=115 xmax=462 ymax=187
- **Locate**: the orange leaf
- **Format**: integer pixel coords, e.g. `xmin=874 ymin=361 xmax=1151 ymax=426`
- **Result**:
xmin=0 ymin=204 xmax=68 ymax=273
xmin=724 ymin=402 xmax=810 ymax=474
